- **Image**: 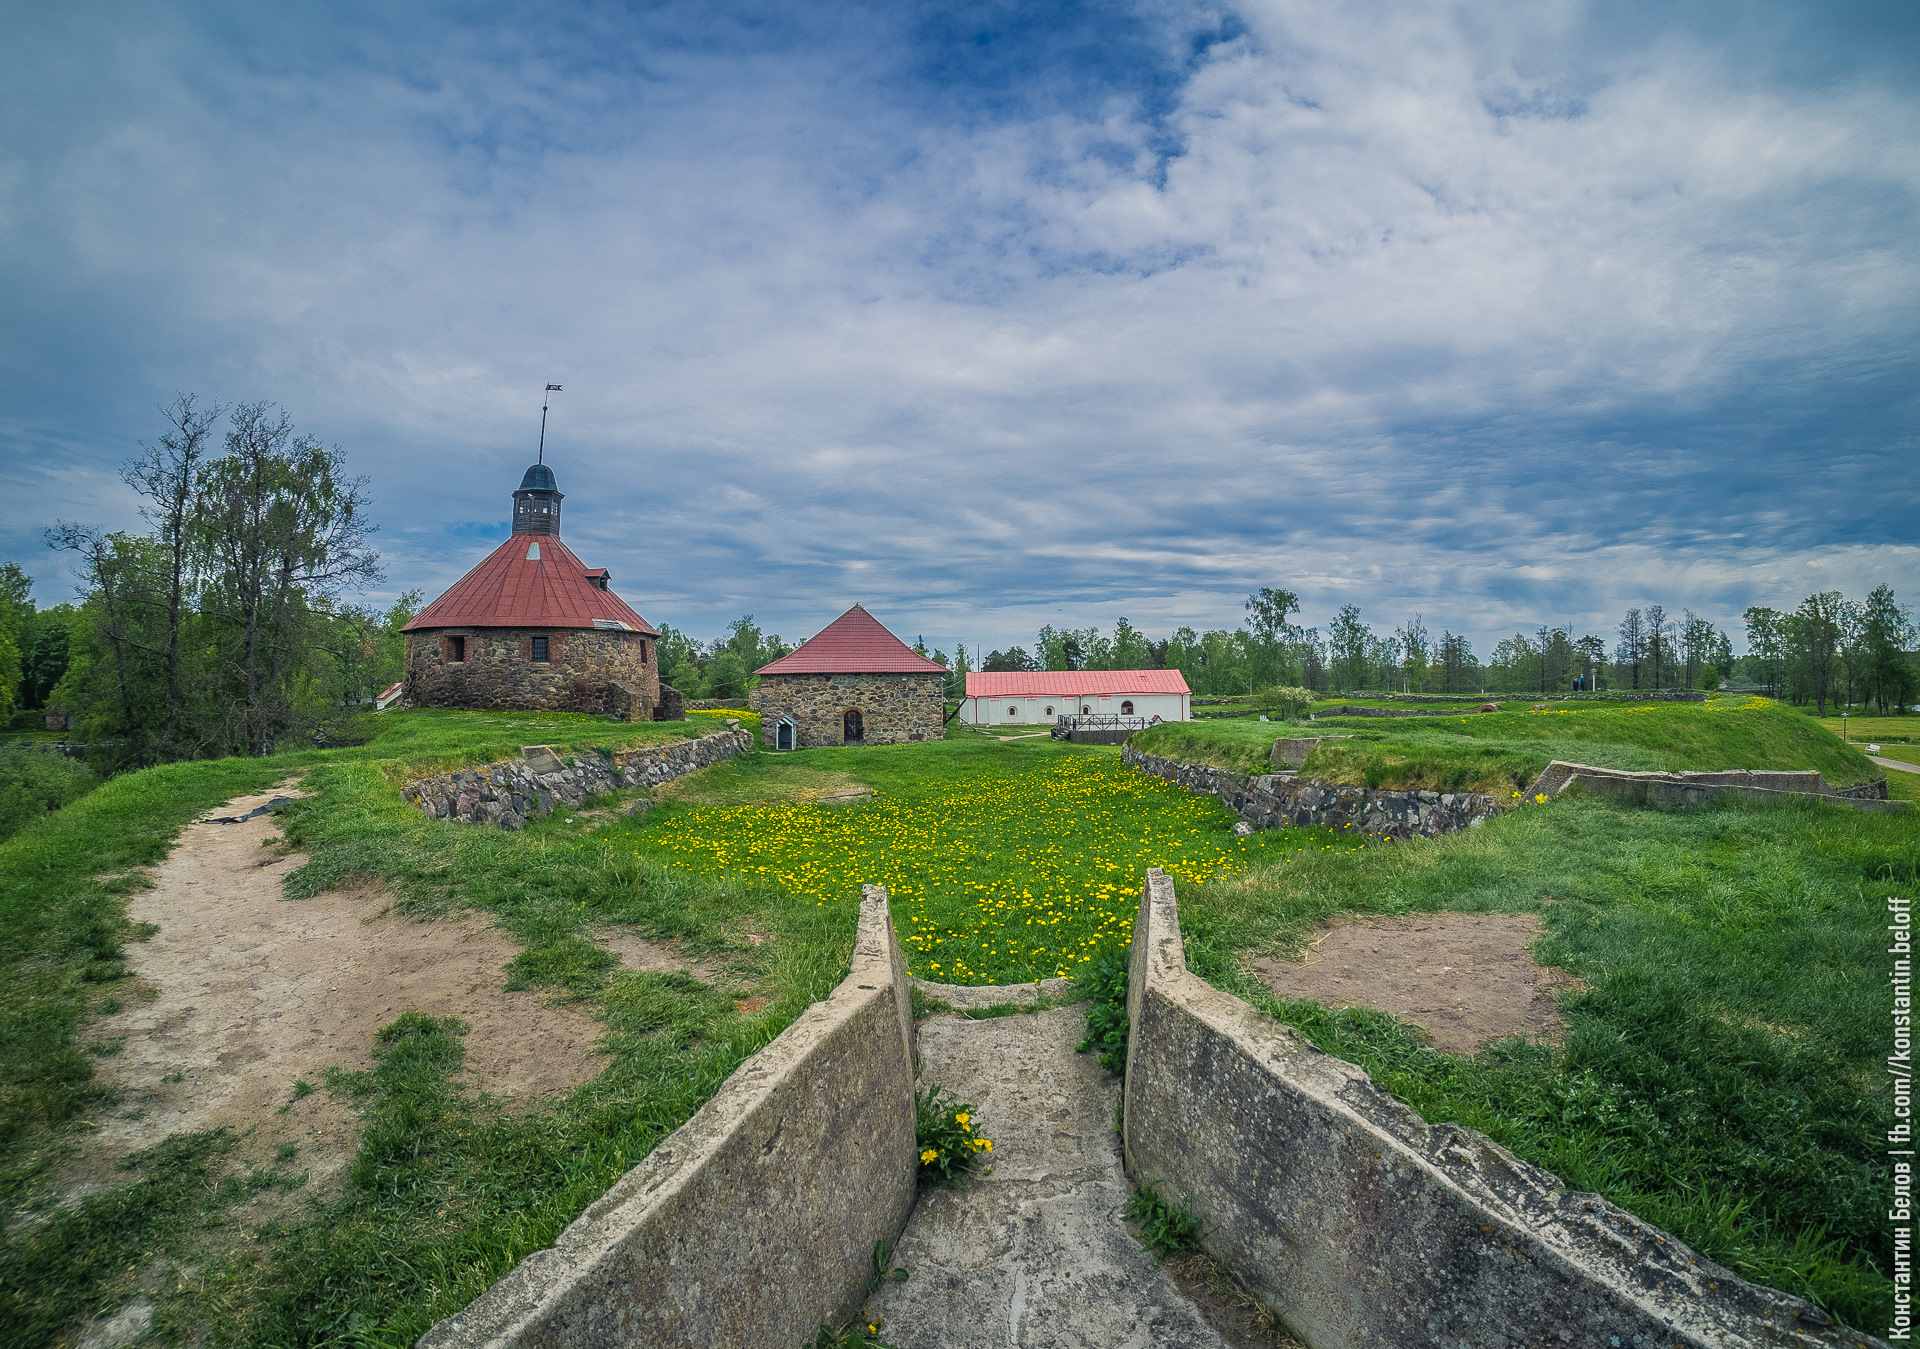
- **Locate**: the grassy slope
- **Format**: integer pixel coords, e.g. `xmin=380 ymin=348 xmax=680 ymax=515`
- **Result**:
xmin=0 ymin=708 xmax=792 ymax=1345
xmin=1180 ymin=793 xmax=1916 ymax=1330
xmin=1137 ymin=696 xmax=1881 ymax=789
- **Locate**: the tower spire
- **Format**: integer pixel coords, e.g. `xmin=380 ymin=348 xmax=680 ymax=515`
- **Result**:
xmin=538 ymin=384 xmax=561 ymax=465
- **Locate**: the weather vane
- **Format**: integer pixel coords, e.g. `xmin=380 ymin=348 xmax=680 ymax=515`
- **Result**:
xmin=537 ymin=383 xmax=563 ymax=464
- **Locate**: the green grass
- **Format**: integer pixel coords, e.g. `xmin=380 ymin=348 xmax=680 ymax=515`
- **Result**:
xmin=0 ymin=707 xmax=822 ymax=1345
xmin=611 ymin=736 xmax=1352 ymax=985
xmin=1821 ymin=715 xmax=1920 ymax=744
xmin=1178 ymin=792 xmax=1916 ymax=1332
xmin=360 ymin=706 xmax=709 ymax=785
xmin=3 ymin=698 xmax=1906 ymax=1340
xmin=1137 ymin=696 xmax=1880 ymax=792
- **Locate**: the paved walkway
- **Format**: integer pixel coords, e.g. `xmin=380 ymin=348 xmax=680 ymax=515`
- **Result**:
xmin=1871 ymin=754 xmax=1920 ymax=775
xmin=868 ymin=1006 xmax=1228 ymax=1349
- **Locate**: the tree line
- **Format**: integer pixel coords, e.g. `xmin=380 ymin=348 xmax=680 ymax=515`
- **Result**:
xmin=1742 ymin=589 xmax=1916 ymax=715
xmin=12 ymin=397 xmax=392 ymax=764
xmin=975 ymin=585 xmax=1917 ymax=710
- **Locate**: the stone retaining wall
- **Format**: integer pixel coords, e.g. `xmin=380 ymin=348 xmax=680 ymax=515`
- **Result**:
xmin=1123 ymin=745 xmax=1500 ymax=840
xmin=1122 ymin=869 xmax=1882 ymax=1349
xmin=401 ymin=727 xmax=752 ymax=829
xmin=1531 ymin=760 xmax=1905 ymax=815
xmin=419 ymin=888 xmax=919 ymax=1348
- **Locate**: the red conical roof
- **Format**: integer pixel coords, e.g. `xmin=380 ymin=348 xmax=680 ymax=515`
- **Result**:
xmin=402 ymin=535 xmax=658 ymax=634
xmin=755 ymin=604 xmax=947 ymax=675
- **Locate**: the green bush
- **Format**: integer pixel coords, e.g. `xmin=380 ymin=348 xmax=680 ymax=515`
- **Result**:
xmin=0 ymin=745 xmax=99 ymax=843
xmin=1074 ymin=953 xmax=1130 ymax=1075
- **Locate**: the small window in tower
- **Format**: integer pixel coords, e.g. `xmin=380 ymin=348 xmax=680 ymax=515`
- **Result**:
xmin=446 ymin=636 xmax=465 ymax=662
xmin=640 ymin=641 xmax=648 ymax=666
xmin=531 ymin=636 xmax=549 ymax=663
xmin=526 ymin=542 xmax=541 ymax=560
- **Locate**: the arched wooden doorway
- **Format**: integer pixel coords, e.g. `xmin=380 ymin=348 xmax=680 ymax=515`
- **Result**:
xmin=843 ymin=709 xmax=865 ymax=744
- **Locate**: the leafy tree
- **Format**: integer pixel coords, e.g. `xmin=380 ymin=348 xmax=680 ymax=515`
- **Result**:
xmin=654 ymin=624 xmax=704 ymax=680
xmin=1645 ymin=605 xmax=1674 ymax=688
xmin=1434 ymin=631 xmax=1476 ymax=693
xmin=983 ymin=647 xmax=1035 ymax=673
xmin=45 ymin=531 xmax=172 ymax=756
xmin=0 ymin=563 xmax=29 ymax=721
xmin=125 ymin=394 xmax=220 ymax=753
xmin=194 ymin=403 xmax=380 ymax=755
xmin=1862 ymin=585 xmax=1917 ymax=715
xmin=1742 ymin=606 xmax=1784 ymax=697
xmin=705 ymin=650 xmax=748 ymax=701
xmin=22 ymin=604 xmax=77 ymax=709
xmin=1783 ymin=592 xmax=1846 ymax=714
xmin=1575 ymin=634 xmax=1607 ymax=691
xmin=1109 ymin=617 xmax=1152 ymax=670
xmin=47 ymin=399 xmax=381 ymax=762
xmin=1395 ymin=615 xmax=1429 ymax=692
xmin=1615 ymin=608 xmax=1646 ymax=690
xmin=665 ymin=657 xmax=708 ymax=699
xmin=1245 ymin=587 xmax=1300 ymax=643
xmin=1327 ymin=605 xmax=1371 ymax=693
xmin=1489 ymin=633 xmax=1533 ymax=693
xmin=944 ymin=643 xmax=971 ymax=701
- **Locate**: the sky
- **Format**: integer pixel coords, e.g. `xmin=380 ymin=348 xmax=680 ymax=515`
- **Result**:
xmin=2 ymin=0 xmax=1916 ymax=661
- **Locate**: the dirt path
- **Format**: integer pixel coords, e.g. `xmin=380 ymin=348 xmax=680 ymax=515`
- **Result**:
xmin=69 ymin=784 xmax=602 ymax=1203
xmin=1871 ymin=754 xmax=1920 ymax=775
xmin=868 ymin=1008 xmax=1236 ymax=1348
xmin=1249 ymin=911 xmax=1570 ymax=1054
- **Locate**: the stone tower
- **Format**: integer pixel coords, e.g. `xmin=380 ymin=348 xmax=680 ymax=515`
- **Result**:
xmin=400 ymin=463 xmax=669 ymax=721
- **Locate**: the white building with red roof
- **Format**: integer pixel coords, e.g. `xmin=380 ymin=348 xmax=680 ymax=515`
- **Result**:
xmin=752 ymin=605 xmax=947 ymax=750
xmin=959 ymin=669 xmax=1191 ymax=727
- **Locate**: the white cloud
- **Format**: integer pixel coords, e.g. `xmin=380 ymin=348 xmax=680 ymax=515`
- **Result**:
xmin=0 ymin=1 xmax=1914 ymax=655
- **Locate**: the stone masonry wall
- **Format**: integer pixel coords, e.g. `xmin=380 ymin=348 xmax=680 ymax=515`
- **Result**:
xmin=752 ymin=673 xmax=945 ymax=749
xmin=404 ymin=626 xmax=660 ymax=720
xmin=1123 ymin=745 xmax=1501 ymax=841
xmin=402 ymin=727 xmax=752 ymax=830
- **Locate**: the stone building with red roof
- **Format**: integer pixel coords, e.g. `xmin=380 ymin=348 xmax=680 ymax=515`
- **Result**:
xmin=751 ymin=605 xmax=946 ymax=749
xmin=401 ymin=463 xmax=670 ymax=720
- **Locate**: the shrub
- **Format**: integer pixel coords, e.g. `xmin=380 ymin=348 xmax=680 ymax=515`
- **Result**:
xmin=0 ymin=744 xmax=99 ymax=843
xmin=1256 ymin=685 xmax=1316 ymax=720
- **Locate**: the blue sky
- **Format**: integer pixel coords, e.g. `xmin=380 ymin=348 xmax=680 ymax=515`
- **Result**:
xmin=2 ymin=0 xmax=1915 ymax=659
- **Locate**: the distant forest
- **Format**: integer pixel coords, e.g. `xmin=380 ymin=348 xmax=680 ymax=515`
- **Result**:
xmin=965 ymin=586 xmax=1917 ymax=717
